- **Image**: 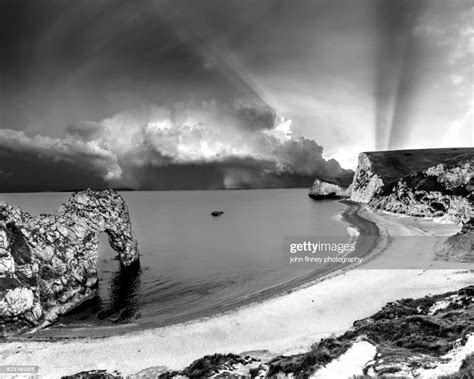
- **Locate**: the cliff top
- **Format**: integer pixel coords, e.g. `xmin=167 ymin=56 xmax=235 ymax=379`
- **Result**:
xmin=360 ymin=147 xmax=474 ymax=185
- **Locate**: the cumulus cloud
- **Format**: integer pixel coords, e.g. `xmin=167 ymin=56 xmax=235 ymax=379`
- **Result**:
xmin=0 ymin=102 xmax=351 ymax=191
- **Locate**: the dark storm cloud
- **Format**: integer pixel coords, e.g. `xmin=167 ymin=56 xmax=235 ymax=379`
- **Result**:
xmin=0 ymin=0 xmax=268 ymax=135
xmin=1 ymin=0 xmax=471 ymax=191
xmin=0 ymin=128 xmax=122 ymax=191
xmin=66 ymin=122 xmax=103 ymax=142
xmin=117 ymin=158 xmax=314 ymax=191
xmin=234 ymin=106 xmax=277 ymax=132
xmin=0 ymin=102 xmax=351 ymax=191
xmin=1 ymin=0 xmax=354 ymax=192
xmin=0 ymin=132 xmax=110 ymax=192
xmin=0 ymin=151 xmax=108 ymax=193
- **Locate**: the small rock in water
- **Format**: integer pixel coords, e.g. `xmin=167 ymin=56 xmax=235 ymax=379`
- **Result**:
xmin=211 ymin=211 xmax=224 ymax=217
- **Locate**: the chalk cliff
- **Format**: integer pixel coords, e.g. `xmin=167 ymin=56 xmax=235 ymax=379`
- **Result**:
xmin=350 ymin=147 xmax=473 ymax=261
xmin=308 ymin=149 xmax=472 ymax=261
xmin=369 ymin=152 xmax=473 ymax=223
xmin=0 ymin=189 xmax=139 ymax=337
xmin=350 ymin=148 xmax=473 ymax=204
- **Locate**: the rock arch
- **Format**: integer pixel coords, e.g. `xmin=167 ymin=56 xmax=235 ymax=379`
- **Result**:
xmin=0 ymin=189 xmax=139 ymax=337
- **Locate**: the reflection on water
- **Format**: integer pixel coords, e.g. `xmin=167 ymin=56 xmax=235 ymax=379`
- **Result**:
xmin=58 ymin=234 xmax=142 ymax=326
xmin=98 ymin=260 xmax=141 ymax=323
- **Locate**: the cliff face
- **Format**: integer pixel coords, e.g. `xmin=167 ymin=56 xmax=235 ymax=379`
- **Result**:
xmin=350 ymin=148 xmax=473 ymax=203
xmin=350 ymin=149 xmax=473 ymax=222
xmin=370 ymin=153 xmax=473 ymax=223
xmin=350 ymin=148 xmax=473 ymax=261
xmin=0 ymin=189 xmax=139 ymax=337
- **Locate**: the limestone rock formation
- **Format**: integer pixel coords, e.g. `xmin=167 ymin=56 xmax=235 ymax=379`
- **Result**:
xmin=438 ymin=218 xmax=474 ymax=262
xmin=350 ymin=148 xmax=473 ymax=203
xmin=0 ymin=189 xmax=139 ymax=337
xmin=350 ymin=148 xmax=473 ymax=260
xmin=308 ymin=179 xmax=351 ymax=200
xmin=369 ymin=152 xmax=473 ymax=223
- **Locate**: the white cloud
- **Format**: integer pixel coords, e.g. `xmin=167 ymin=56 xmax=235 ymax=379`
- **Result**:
xmin=1 ymin=103 xmax=350 ymax=189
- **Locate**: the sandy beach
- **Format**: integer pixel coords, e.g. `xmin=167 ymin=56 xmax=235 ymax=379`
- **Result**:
xmin=1 ymin=204 xmax=473 ymax=378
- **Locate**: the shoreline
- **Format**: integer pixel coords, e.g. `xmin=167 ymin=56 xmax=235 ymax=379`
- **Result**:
xmin=20 ymin=199 xmax=376 ymax=340
xmin=1 ymin=203 xmax=473 ymax=377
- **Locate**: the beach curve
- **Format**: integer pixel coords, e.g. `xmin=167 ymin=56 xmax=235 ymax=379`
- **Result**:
xmin=0 ymin=204 xmax=473 ymax=378
xmin=13 ymin=200 xmax=378 ymax=340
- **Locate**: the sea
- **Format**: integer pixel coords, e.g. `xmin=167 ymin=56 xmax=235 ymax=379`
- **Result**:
xmin=0 ymin=189 xmax=352 ymax=331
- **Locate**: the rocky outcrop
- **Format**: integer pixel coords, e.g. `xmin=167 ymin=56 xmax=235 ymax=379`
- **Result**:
xmin=308 ymin=179 xmax=351 ymax=200
xmin=0 ymin=189 xmax=139 ymax=337
xmin=350 ymin=148 xmax=473 ymax=260
xmin=350 ymin=148 xmax=473 ymax=203
xmin=252 ymin=286 xmax=474 ymax=377
xmin=65 ymin=354 xmax=262 ymax=379
xmin=369 ymin=152 xmax=473 ymax=223
xmin=93 ymin=286 xmax=470 ymax=378
xmin=438 ymin=218 xmax=474 ymax=262
xmin=360 ymin=286 xmax=474 ymax=377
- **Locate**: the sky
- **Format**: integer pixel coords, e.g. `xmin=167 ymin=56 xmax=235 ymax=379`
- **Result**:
xmin=0 ymin=0 xmax=473 ymax=191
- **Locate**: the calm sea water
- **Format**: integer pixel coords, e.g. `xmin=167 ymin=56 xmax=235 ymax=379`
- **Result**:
xmin=0 ymin=189 xmax=349 ymax=328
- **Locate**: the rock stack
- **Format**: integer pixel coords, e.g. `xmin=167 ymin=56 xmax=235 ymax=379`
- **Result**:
xmin=308 ymin=179 xmax=351 ymax=200
xmin=0 ymin=189 xmax=139 ymax=337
